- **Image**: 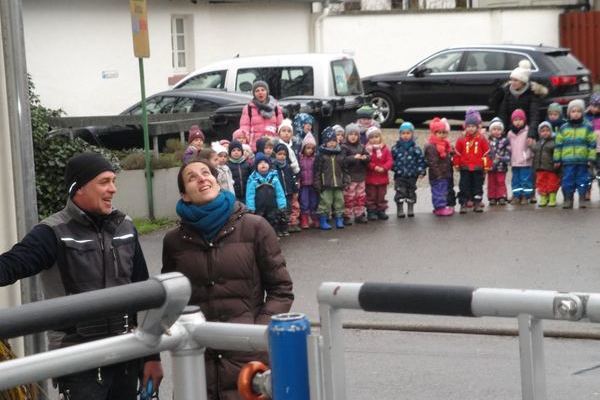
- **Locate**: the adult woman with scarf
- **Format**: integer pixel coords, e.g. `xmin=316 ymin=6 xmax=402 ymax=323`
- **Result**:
xmin=161 ymin=159 xmax=294 ymax=400
xmin=495 ymin=59 xmax=548 ymax=141
xmin=239 ymin=80 xmax=284 ymax=152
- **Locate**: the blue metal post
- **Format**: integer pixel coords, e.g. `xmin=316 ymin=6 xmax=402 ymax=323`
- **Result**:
xmin=268 ymin=313 xmax=311 ymax=399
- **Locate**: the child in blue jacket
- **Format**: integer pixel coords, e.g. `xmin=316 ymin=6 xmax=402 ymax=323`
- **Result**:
xmin=246 ymin=152 xmax=288 ymax=236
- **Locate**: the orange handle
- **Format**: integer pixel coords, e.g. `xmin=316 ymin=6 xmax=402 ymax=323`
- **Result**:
xmin=237 ymin=361 xmax=269 ymax=400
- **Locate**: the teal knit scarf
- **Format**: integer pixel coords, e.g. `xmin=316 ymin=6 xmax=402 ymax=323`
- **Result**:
xmin=176 ymin=191 xmax=235 ymax=241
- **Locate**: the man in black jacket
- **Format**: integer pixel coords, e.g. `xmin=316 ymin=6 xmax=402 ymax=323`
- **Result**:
xmin=0 ymin=153 xmax=162 ymax=400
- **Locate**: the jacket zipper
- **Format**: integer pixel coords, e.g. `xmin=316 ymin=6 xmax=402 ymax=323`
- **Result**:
xmin=112 ymin=247 xmax=118 ymax=277
xmin=331 ymin=156 xmax=337 ymax=187
xmin=238 ymin=165 xmax=244 ymax=197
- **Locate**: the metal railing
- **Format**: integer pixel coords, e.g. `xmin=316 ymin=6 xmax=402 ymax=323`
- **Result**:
xmin=316 ymin=282 xmax=600 ymax=400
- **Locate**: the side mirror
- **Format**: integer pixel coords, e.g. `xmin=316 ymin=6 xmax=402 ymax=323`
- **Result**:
xmin=413 ymin=65 xmax=430 ymax=78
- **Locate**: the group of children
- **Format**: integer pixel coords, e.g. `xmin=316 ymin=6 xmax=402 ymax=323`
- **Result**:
xmin=182 ymin=93 xmax=600 ymax=235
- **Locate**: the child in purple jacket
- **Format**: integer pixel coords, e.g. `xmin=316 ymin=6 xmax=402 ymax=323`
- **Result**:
xmin=298 ymin=133 xmax=319 ymax=229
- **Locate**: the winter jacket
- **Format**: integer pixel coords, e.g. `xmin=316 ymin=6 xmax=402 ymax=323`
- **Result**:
xmin=531 ymin=137 xmax=556 ymax=171
xmin=183 ymin=145 xmax=201 ymax=164
xmin=497 ymin=81 xmax=547 ymax=139
xmin=585 ymin=112 xmax=600 ymax=152
xmin=508 ymin=126 xmax=533 ymax=167
xmin=341 ymin=142 xmax=370 ymax=182
xmin=245 ymin=170 xmax=287 ymax=212
xmin=391 ymin=140 xmax=426 ymax=178
xmin=162 ymin=202 xmax=293 ymax=400
xmin=274 ymin=161 xmax=298 ymax=196
xmin=228 ymin=158 xmax=251 ymax=202
xmin=453 ymin=132 xmax=491 ymax=171
xmin=314 ymin=146 xmax=349 ymax=190
xmin=488 ymin=136 xmax=511 ymax=172
xmin=216 ymin=165 xmax=235 ymax=194
xmin=298 ymin=154 xmax=316 ymax=187
xmin=424 ymin=143 xmax=452 ymax=180
xmin=553 ymin=120 xmax=596 ymax=165
xmin=239 ymin=101 xmax=284 ymax=151
xmin=366 ymin=144 xmax=393 ymax=186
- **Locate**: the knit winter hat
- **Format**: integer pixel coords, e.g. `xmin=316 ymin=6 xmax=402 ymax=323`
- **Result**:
xmin=429 ymin=117 xmax=446 ymax=133
xmin=332 ymin=124 xmax=345 ymax=134
xmin=567 ymin=99 xmax=585 ymax=115
xmin=278 ymin=118 xmax=294 ymax=134
xmin=356 ymin=105 xmax=375 ymax=119
xmin=511 ymin=109 xmax=527 ymax=122
xmin=252 ymin=80 xmax=269 ymax=97
xmin=254 ymin=152 xmax=271 ymax=167
xmin=301 ymin=132 xmax=317 ymax=150
xmin=65 ymin=152 xmax=116 ymax=198
xmin=345 ymin=123 xmax=360 ymax=136
xmin=293 ymin=113 xmax=315 ymax=136
xmin=590 ymin=92 xmax=600 ymax=107
xmin=537 ymin=121 xmax=553 ymax=134
xmin=228 ymin=140 xmax=243 ymax=155
xmin=547 ymin=102 xmax=563 ymax=116
xmin=441 ymin=118 xmax=451 ymax=132
xmin=211 ymin=141 xmax=228 ymax=155
xmin=488 ymin=117 xmax=504 ymax=132
xmin=510 ymin=59 xmax=532 ymax=84
xmin=464 ymin=108 xmax=482 ymax=126
xmin=321 ymin=126 xmax=337 ymax=143
xmin=232 ymin=128 xmax=248 ymax=141
xmin=188 ymin=125 xmax=205 ymax=142
xmin=366 ymin=126 xmax=382 ymax=138
xmin=399 ymin=121 xmax=415 ymax=132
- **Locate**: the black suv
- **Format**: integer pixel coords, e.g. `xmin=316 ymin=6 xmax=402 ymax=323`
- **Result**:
xmin=362 ymin=45 xmax=592 ymax=126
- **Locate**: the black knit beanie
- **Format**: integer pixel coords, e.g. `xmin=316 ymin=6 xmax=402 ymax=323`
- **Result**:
xmin=64 ymin=153 xmax=115 ymax=197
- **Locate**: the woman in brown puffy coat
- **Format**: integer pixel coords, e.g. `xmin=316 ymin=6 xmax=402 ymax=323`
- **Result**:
xmin=162 ymin=159 xmax=294 ymax=400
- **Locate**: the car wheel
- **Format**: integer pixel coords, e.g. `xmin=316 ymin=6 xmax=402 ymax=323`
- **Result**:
xmin=370 ymin=92 xmax=396 ymax=128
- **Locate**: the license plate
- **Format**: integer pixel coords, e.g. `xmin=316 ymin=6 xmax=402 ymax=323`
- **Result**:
xmin=579 ymin=83 xmax=590 ymax=91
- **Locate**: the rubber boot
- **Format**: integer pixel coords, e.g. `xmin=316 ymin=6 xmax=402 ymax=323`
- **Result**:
xmin=396 ymin=202 xmax=405 ymax=218
xmin=319 ymin=215 xmax=332 ymax=230
xmin=548 ymin=192 xmax=557 ymax=207
xmin=300 ymin=214 xmax=310 ymax=229
xmin=335 ymin=216 xmax=344 ymax=229
xmin=343 ymin=215 xmax=353 ymax=225
xmin=376 ymin=211 xmax=389 ymax=220
xmin=538 ymin=194 xmax=548 ymax=207
xmin=311 ymin=213 xmax=320 ymax=229
xmin=563 ymin=196 xmax=573 ymax=209
xmin=473 ymin=201 xmax=483 ymax=213
xmin=407 ymin=202 xmax=415 ymax=217
xmin=367 ymin=210 xmax=378 ymax=221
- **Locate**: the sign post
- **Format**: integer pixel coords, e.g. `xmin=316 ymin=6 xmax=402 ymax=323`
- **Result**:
xmin=129 ymin=0 xmax=154 ymax=219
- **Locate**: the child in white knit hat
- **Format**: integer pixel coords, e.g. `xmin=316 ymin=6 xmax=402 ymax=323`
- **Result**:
xmin=210 ymin=142 xmax=235 ymax=194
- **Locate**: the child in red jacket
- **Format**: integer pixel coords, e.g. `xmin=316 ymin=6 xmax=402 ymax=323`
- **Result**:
xmin=453 ymin=108 xmax=491 ymax=213
xmin=365 ymin=127 xmax=393 ymax=220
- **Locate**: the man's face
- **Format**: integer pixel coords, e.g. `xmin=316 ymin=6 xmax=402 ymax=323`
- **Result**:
xmin=73 ymin=171 xmax=117 ymax=215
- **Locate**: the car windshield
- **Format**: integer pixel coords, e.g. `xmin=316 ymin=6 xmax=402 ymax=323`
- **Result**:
xmin=178 ymin=70 xmax=226 ymax=89
xmin=331 ymin=59 xmax=362 ymax=96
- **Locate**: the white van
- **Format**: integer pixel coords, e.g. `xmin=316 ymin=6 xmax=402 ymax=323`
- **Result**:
xmin=173 ymin=53 xmax=364 ymax=101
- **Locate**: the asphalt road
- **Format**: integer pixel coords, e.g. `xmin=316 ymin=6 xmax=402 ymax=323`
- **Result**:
xmin=140 ymin=186 xmax=600 ymax=399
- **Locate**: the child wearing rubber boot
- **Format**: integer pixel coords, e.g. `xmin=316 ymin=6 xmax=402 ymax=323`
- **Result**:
xmin=365 ymin=126 xmax=393 ymax=220
xmin=453 ymin=108 xmax=490 ymax=213
xmin=273 ymin=143 xmax=300 ymax=234
xmin=314 ymin=127 xmax=349 ymax=229
xmin=530 ymin=122 xmax=559 ymax=207
xmin=342 ymin=123 xmax=370 ymax=224
xmin=424 ymin=117 xmax=454 ymax=216
xmin=554 ymin=99 xmax=596 ymax=209
xmin=298 ymin=133 xmax=319 ymax=229
xmin=245 ymin=152 xmax=288 ymax=236
xmin=508 ymin=109 xmax=534 ymax=204
xmin=487 ymin=117 xmax=511 ymax=206
xmin=392 ymin=122 xmax=426 ymax=218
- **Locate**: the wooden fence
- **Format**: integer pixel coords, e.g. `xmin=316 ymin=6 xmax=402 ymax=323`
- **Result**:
xmin=560 ymin=11 xmax=600 ymax=84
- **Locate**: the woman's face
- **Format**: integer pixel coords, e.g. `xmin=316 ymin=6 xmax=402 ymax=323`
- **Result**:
xmin=510 ymin=78 xmax=526 ymax=91
xmin=181 ymin=162 xmax=220 ymax=205
xmin=254 ymin=86 xmax=268 ymax=102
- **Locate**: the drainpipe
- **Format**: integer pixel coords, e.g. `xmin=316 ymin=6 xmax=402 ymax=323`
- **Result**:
xmin=0 ymin=0 xmax=46 ymax=359
xmin=314 ymin=0 xmax=331 ymax=53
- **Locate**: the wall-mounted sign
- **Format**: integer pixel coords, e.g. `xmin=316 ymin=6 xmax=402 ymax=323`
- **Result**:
xmin=101 ymin=70 xmax=119 ymax=79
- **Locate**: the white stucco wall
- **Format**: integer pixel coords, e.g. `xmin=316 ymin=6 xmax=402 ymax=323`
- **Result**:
xmin=322 ymin=8 xmax=561 ymax=77
xmin=22 ymin=0 xmax=312 ymax=116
